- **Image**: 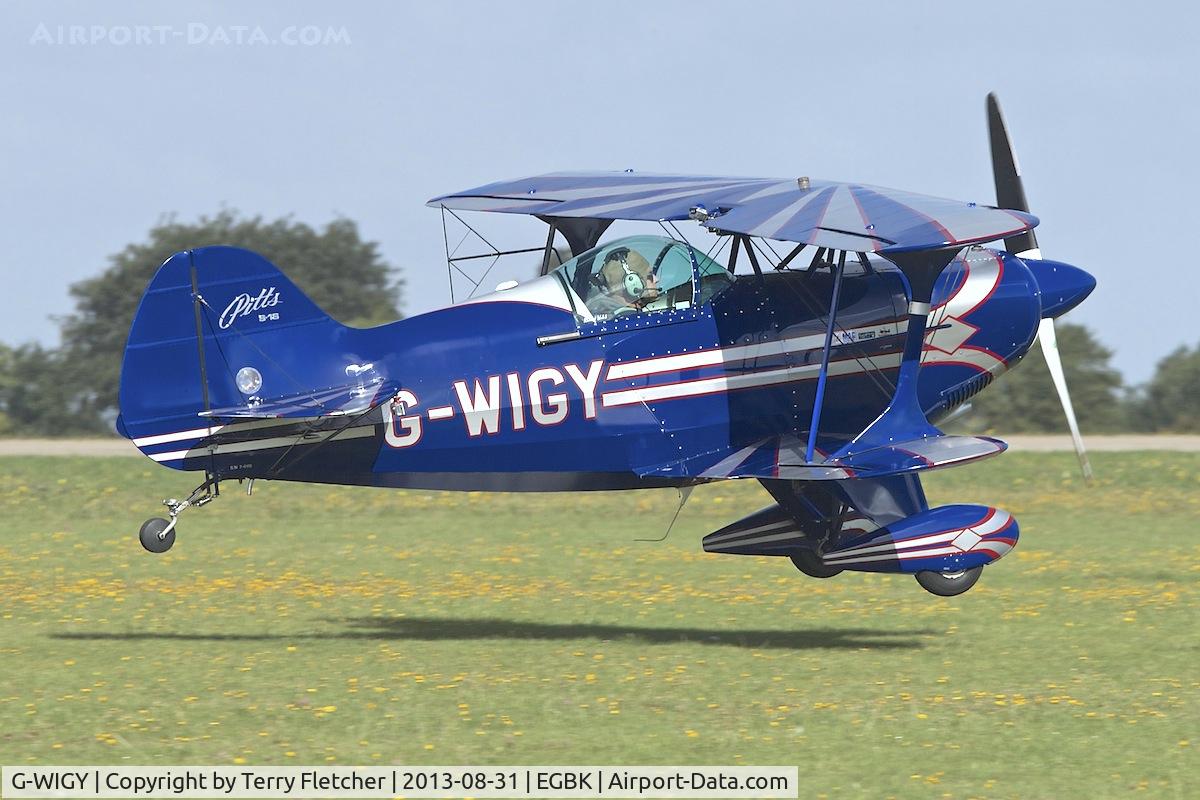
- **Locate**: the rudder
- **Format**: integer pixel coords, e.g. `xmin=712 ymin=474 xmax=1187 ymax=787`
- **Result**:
xmin=118 ymin=246 xmax=353 ymax=467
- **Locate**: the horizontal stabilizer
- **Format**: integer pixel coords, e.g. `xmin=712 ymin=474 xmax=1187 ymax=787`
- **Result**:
xmin=200 ymin=380 xmax=398 ymax=420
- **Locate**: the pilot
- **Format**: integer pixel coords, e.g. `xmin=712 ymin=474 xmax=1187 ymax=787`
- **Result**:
xmin=594 ymin=247 xmax=659 ymax=315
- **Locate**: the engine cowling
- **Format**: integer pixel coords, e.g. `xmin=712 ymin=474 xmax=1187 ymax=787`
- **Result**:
xmin=920 ymin=248 xmax=1042 ymax=419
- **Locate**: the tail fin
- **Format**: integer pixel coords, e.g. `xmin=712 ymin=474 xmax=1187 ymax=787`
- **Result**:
xmin=118 ymin=246 xmax=361 ymax=467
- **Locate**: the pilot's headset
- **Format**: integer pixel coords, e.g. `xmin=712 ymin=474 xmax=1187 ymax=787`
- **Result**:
xmin=604 ymin=248 xmax=646 ymax=297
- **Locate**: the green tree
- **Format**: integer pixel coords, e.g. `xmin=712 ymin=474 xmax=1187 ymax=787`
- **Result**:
xmin=0 ymin=343 xmax=110 ymax=436
xmin=1137 ymin=343 xmax=1200 ymax=432
xmin=50 ymin=211 xmax=402 ymax=431
xmin=962 ymin=323 xmax=1126 ymax=433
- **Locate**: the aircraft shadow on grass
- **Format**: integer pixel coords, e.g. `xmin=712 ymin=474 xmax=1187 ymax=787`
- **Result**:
xmin=50 ymin=617 xmax=934 ymax=651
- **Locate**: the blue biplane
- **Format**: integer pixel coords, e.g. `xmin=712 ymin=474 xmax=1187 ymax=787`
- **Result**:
xmin=119 ymin=94 xmax=1094 ymax=596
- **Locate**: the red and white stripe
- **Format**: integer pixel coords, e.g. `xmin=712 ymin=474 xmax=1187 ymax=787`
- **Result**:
xmin=602 ymin=351 xmax=902 ymax=408
xmin=823 ymin=508 xmax=1014 ymax=566
xmin=605 ymin=322 xmax=897 ymax=382
xmin=131 ymin=417 xmax=373 ymax=463
xmin=131 ymin=424 xmax=224 ymax=448
xmin=921 ymin=250 xmax=1008 ymax=375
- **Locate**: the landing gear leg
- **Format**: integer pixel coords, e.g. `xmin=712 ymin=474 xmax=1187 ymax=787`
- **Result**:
xmin=138 ymin=474 xmax=220 ymax=553
xmin=788 ymin=503 xmax=846 ymax=579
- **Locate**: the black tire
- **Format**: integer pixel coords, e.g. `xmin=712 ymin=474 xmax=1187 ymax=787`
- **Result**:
xmin=790 ymin=550 xmax=842 ymax=579
xmin=139 ymin=517 xmax=175 ymax=553
xmin=915 ymin=566 xmax=983 ymax=596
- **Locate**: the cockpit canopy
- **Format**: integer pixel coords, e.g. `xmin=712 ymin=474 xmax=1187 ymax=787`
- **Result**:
xmin=551 ymin=235 xmax=734 ymax=323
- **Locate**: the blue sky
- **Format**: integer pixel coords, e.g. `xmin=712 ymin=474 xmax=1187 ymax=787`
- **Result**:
xmin=2 ymin=0 xmax=1196 ymax=383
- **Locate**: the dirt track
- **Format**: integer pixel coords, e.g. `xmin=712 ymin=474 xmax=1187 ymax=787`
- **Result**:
xmin=0 ymin=439 xmax=140 ymax=456
xmin=0 ymin=435 xmax=1198 ymax=458
xmin=1003 ymin=435 xmax=1200 ymax=452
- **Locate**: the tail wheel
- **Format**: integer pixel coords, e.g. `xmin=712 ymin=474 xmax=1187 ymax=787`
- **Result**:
xmin=790 ymin=550 xmax=842 ymax=579
xmin=139 ymin=517 xmax=175 ymax=553
xmin=915 ymin=566 xmax=983 ymax=596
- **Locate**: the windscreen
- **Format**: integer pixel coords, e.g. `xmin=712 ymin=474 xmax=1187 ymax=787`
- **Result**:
xmin=551 ymin=235 xmax=732 ymax=323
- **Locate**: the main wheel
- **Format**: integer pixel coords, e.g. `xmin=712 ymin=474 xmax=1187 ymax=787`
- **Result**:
xmin=915 ymin=566 xmax=983 ymax=596
xmin=139 ymin=517 xmax=175 ymax=553
xmin=790 ymin=550 xmax=842 ymax=579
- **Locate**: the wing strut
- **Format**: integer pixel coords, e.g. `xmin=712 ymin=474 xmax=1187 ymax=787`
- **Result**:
xmin=535 ymin=215 xmax=613 ymax=259
xmin=805 ymin=249 xmax=847 ymax=462
xmin=831 ymin=246 xmax=962 ymax=459
xmin=539 ymin=221 xmax=558 ymax=275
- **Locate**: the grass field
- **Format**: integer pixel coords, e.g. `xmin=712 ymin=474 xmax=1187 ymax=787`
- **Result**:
xmin=0 ymin=453 xmax=1197 ymax=799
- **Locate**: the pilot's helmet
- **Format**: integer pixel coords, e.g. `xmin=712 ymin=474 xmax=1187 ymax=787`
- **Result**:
xmin=600 ymin=247 xmax=653 ymax=297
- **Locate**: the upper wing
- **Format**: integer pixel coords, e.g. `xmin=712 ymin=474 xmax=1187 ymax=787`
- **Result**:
xmin=428 ymin=173 xmax=789 ymax=218
xmin=428 ymin=172 xmax=1037 ymax=254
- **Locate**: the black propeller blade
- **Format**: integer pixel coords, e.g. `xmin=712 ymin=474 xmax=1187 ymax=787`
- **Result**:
xmin=987 ymin=92 xmax=1039 ymax=256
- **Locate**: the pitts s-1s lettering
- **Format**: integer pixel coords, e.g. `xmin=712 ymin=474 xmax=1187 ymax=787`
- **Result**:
xmin=119 ymin=95 xmax=1095 ymax=597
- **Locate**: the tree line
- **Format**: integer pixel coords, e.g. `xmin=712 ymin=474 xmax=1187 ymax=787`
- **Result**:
xmin=1 ymin=212 xmax=1196 ymax=436
xmin=964 ymin=325 xmax=1200 ymax=433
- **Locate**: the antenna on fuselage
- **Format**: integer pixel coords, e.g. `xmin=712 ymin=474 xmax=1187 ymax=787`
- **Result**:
xmin=635 ymin=487 xmax=694 ymax=543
